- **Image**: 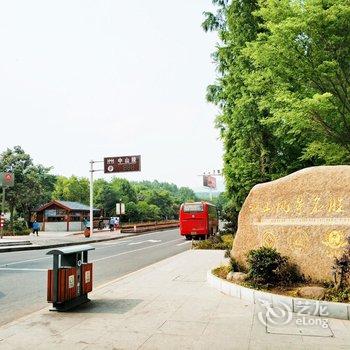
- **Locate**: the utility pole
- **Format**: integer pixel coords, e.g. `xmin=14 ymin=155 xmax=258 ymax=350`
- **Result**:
xmin=89 ymin=160 xmax=104 ymax=237
xmin=89 ymin=155 xmax=141 ymax=236
xmin=89 ymin=160 xmax=94 ymax=238
xmin=0 ymin=187 xmax=5 ymax=239
xmin=0 ymin=170 xmax=14 ymax=238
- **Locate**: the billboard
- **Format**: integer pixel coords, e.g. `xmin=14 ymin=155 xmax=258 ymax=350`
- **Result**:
xmin=203 ymin=175 xmax=216 ymax=189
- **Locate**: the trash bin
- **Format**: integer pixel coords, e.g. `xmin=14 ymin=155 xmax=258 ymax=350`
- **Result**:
xmin=46 ymin=244 xmax=95 ymax=311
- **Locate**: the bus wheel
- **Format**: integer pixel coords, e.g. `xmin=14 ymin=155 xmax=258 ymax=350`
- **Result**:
xmin=185 ymin=235 xmax=191 ymax=240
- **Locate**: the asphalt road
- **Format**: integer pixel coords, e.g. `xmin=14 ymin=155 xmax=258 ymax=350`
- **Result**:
xmin=0 ymin=228 xmax=191 ymax=327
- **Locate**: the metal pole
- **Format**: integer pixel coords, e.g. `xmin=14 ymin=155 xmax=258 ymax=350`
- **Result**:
xmin=89 ymin=160 xmax=94 ymax=237
xmin=53 ymin=255 xmax=59 ymax=304
xmin=1 ymin=187 xmax=5 ymax=239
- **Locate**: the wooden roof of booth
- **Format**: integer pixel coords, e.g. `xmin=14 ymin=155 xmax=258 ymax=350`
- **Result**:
xmin=35 ymin=200 xmax=99 ymax=213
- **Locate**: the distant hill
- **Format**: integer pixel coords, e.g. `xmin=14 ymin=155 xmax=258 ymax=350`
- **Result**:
xmin=195 ymin=191 xmax=222 ymax=200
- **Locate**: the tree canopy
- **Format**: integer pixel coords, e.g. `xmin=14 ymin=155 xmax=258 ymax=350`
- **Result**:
xmin=203 ymin=0 xmax=350 ymax=229
xmin=0 ymin=146 xmax=56 ymax=227
xmin=0 ymin=147 xmax=200 ymax=229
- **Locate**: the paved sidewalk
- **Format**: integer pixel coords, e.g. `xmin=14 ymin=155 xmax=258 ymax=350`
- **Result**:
xmin=0 ymin=230 xmax=133 ymax=252
xmin=0 ymin=250 xmax=350 ymax=349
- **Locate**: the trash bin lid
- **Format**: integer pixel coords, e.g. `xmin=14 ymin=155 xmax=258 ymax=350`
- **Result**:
xmin=46 ymin=244 xmax=95 ymax=255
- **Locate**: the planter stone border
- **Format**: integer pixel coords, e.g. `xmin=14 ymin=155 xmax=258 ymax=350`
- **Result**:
xmin=207 ymin=270 xmax=350 ymax=321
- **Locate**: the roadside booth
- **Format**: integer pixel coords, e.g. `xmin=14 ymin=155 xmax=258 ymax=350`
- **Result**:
xmin=35 ymin=200 xmax=101 ymax=232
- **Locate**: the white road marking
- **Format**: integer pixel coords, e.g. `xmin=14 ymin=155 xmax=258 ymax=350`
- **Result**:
xmin=128 ymin=239 xmax=161 ymax=246
xmin=0 ymin=256 xmax=50 ymax=268
xmin=0 ymin=268 xmax=46 ymax=272
xmin=97 ymin=241 xmax=128 ymax=246
xmin=176 ymin=241 xmax=191 ymax=246
xmin=92 ymin=238 xmax=183 ymax=263
xmin=0 ymin=229 xmax=180 ymax=268
xmin=93 ymin=229 xmax=179 ymax=249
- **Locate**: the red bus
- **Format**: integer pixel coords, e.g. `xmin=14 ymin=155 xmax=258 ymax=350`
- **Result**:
xmin=179 ymin=201 xmax=219 ymax=240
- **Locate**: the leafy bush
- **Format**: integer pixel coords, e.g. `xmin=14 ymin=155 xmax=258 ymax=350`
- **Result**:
xmin=247 ymin=246 xmax=303 ymax=287
xmin=3 ymin=218 xmax=30 ymax=235
xmin=230 ymin=256 xmax=245 ymax=273
xmin=193 ymin=234 xmax=233 ymax=250
xmin=325 ymin=287 xmax=350 ymax=303
xmin=332 ymin=237 xmax=350 ymax=290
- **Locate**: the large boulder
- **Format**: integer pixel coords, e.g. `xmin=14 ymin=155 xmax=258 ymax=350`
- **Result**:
xmin=231 ymin=166 xmax=350 ymax=282
xmin=226 ymin=271 xmax=247 ymax=283
xmin=297 ymin=286 xmax=326 ymax=300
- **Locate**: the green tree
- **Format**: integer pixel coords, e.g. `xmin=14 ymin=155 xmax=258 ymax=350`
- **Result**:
xmin=176 ymin=187 xmax=197 ymax=204
xmin=144 ymin=189 xmax=175 ymax=219
xmin=203 ymin=0 xmax=284 ymax=229
xmin=52 ymin=176 xmax=89 ymax=204
xmin=93 ymin=179 xmax=118 ymax=216
xmin=136 ymin=201 xmax=161 ymax=221
xmin=246 ymin=0 xmax=350 ymax=164
xmin=110 ymin=178 xmax=137 ymax=204
xmin=203 ymin=0 xmax=335 ymax=229
xmin=125 ymin=201 xmax=139 ymax=222
xmin=0 ymin=146 xmax=56 ymax=230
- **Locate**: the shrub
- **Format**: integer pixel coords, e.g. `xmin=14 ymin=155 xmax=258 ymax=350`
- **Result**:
xmin=3 ymin=218 xmax=30 ymax=235
xmin=247 ymin=246 xmax=303 ymax=287
xmin=275 ymin=260 xmax=304 ymax=287
xmin=332 ymin=237 xmax=350 ymax=290
xmin=325 ymin=287 xmax=350 ymax=303
xmin=193 ymin=234 xmax=233 ymax=250
xmin=230 ymin=256 xmax=245 ymax=273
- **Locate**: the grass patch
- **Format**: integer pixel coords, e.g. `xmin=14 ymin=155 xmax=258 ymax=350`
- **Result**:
xmin=3 ymin=229 xmax=31 ymax=236
xmin=324 ymin=287 xmax=350 ymax=303
xmin=193 ymin=234 xmax=234 ymax=250
xmin=212 ymin=265 xmax=231 ymax=279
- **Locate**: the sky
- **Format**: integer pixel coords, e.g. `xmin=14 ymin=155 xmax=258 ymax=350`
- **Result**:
xmin=0 ymin=0 xmax=224 ymax=191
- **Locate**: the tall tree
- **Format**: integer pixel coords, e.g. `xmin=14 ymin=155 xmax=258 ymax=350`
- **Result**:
xmin=93 ymin=179 xmax=118 ymax=216
xmin=203 ymin=0 xmax=280 ymax=229
xmin=0 ymin=146 xmax=56 ymax=228
xmin=203 ymin=0 xmax=332 ymax=229
xmin=110 ymin=178 xmax=138 ymax=204
xmin=52 ymin=176 xmax=89 ymax=204
xmin=246 ymin=0 xmax=350 ymax=164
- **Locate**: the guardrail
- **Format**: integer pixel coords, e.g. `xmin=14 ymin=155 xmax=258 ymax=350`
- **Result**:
xmin=120 ymin=220 xmax=179 ymax=233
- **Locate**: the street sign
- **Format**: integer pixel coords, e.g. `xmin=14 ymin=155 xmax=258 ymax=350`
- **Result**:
xmin=104 ymin=155 xmax=141 ymax=173
xmin=0 ymin=172 xmax=14 ymax=187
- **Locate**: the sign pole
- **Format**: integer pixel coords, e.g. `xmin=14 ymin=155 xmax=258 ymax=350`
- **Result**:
xmin=89 ymin=160 xmax=94 ymax=237
xmin=0 ymin=187 xmax=5 ymax=239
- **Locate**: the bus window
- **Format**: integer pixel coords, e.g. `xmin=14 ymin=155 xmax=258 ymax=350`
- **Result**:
xmin=183 ymin=203 xmax=204 ymax=212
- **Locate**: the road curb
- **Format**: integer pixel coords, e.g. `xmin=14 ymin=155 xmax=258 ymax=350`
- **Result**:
xmin=207 ymin=270 xmax=350 ymax=321
xmin=0 ymin=227 xmax=180 ymax=253
xmin=0 ymin=249 xmax=193 ymax=330
xmin=0 ymin=232 xmax=141 ymax=253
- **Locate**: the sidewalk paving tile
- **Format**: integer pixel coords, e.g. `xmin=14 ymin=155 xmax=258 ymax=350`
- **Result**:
xmin=1 ymin=250 xmax=350 ymax=349
xmin=139 ymin=333 xmax=196 ymax=350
